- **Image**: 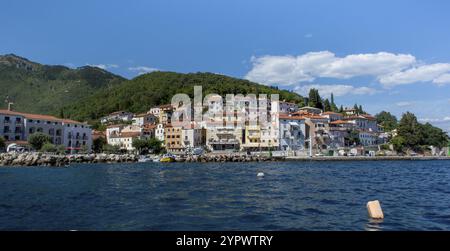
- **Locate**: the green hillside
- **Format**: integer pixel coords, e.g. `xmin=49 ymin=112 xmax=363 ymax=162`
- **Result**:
xmin=0 ymin=54 xmax=125 ymax=115
xmin=62 ymin=71 xmax=305 ymax=122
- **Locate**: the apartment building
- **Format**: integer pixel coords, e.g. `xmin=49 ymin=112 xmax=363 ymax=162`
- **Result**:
xmin=0 ymin=109 xmax=92 ymax=150
xmin=132 ymin=113 xmax=157 ymax=127
xmin=164 ymin=124 xmax=184 ymax=152
xmin=278 ymin=114 xmax=306 ymax=152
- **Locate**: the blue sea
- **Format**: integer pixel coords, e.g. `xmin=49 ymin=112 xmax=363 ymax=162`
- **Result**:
xmin=1 ymin=160 xmax=449 ymax=231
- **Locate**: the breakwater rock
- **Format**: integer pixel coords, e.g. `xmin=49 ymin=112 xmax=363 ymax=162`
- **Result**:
xmin=183 ymin=154 xmax=283 ymax=163
xmin=0 ymin=153 xmax=138 ymax=167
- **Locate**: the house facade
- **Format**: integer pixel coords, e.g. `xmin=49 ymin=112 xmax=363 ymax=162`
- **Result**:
xmin=1 ymin=109 xmax=92 ymax=151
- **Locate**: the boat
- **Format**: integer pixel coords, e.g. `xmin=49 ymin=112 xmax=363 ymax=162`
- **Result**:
xmin=138 ymin=156 xmax=152 ymax=163
xmin=160 ymin=154 xmax=175 ymax=163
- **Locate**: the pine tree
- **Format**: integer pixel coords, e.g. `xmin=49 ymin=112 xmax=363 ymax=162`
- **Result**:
xmin=323 ymin=99 xmax=331 ymax=112
xmin=330 ymin=93 xmax=338 ymax=112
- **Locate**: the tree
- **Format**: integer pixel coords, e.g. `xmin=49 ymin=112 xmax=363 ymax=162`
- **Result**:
xmin=397 ymin=112 xmax=422 ymax=148
xmin=28 ymin=133 xmax=51 ymax=150
xmin=148 ymin=138 xmax=164 ymax=154
xmin=0 ymin=136 xmax=5 ymax=150
xmin=323 ymin=98 xmax=331 ymax=112
xmin=132 ymin=138 xmax=149 ymax=154
xmin=419 ymin=123 xmax=449 ymax=148
xmin=308 ymin=88 xmax=323 ymax=110
xmin=345 ymin=129 xmax=360 ymax=146
xmin=330 ymin=93 xmax=338 ymax=112
xmin=93 ymin=137 xmax=107 ymax=153
xmin=375 ymin=111 xmax=398 ymax=132
xmin=339 ymin=105 xmax=344 ymax=113
xmin=391 ymin=136 xmax=405 ymax=152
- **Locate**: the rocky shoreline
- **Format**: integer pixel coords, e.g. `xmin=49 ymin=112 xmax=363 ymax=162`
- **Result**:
xmin=0 ymin=152 xmax=449 ymax=167
xmin=0 ymin=152 xmax=139 ymax=167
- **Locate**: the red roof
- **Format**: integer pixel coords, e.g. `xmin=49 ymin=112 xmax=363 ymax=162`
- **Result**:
xmin=329 ymin=120 xmax=352 ymax=125
xmin=322 ymin=111 xmax=342 ymax=115
xmin=279 ymin=114 xmax=305 ymax=120
xmin=0 ymin=109 xmax=87 ymax=125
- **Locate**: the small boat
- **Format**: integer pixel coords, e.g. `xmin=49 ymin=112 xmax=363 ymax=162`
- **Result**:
xmin=160 ymin=154 xmax=175 ymax=163
xmin=152 ymin=156 xmax=160 ymax=162
xmin=138 ymin=156 xmax=152 ymax=163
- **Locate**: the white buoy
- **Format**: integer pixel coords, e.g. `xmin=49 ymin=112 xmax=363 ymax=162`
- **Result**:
xmin=367 ymin=200 xmax=384 ymax=219
xmin=257 ymin=172 xmax=265 ymax=177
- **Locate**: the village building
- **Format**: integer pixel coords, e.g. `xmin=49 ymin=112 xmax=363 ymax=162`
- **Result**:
xmin=299 ymin=106 xmax=322 ymax=115
xmin=155 ymin=123 xmax=165 ymax=143
xmin=164 ymin=124 xmax=184 ymax=152
xmin=0 ymin=109 xmax=92 ymax=151
xmin=279 ymin=101 xmax=299 ymax=114
xmin=278 ymin=114 xmax=306 ymax=153
xmin=132 ymin=113 xmax=157 ymax=127
xmin=100 ymin=111 xmax=133 ymax=124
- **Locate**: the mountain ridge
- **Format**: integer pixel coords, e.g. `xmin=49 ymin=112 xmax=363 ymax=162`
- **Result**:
xmin=0 ymin=54 xmax=304 ymax=124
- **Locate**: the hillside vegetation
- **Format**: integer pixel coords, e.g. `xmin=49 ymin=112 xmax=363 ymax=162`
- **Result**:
xmin=0 ymin=54 xmax=125 ymax=115
xmin=62 ymin=71 xmax=305 ymax=122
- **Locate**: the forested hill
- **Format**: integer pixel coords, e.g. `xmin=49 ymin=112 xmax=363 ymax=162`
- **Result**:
xmin=0 ymin=54 xmax=125 ymax=115
xmin=61 ymin=71 xmax=304 ymax=122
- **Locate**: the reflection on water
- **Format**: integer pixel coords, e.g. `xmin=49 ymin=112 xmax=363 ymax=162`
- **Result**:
xmin=365 ymin=218 xmax=384 ymax=231
xmin=0 ymin=160 xmax=450 ymax=230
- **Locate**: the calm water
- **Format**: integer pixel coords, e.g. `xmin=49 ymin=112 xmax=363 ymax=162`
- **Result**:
xmin=0 ymin=160 xmax=450 ymax=231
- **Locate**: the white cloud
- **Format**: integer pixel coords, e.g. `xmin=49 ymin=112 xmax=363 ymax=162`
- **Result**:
xmin=433 ymin=73 xmax=450 ymax=85
xmin=419 ymin=117 xmax=450 ymax=123
xmin=245 ymin=51 xmax=415 ymax=86
xmin=379 ymin=63 xmax=450 ymax=86
xmin=128 ymin=66 xmax=159 ymax=75
xmin=294 ymin=84 xmax=378 ymax=97
xmin=245 ymin=51 xmax=450 ymax=88
xmin=396 ymin=101 xmax=414 ymax=107
xmin=87 ymin=63 xmax=119 ymax=70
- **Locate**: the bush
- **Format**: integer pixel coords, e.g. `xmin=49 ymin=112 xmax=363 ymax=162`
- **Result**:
xmin=103 ymin=144 xmax=121 ymax=154
xmin=0 ymin=136 xmax=5 ymax=149
xmin=40 ymin=143 xmax=57 ymax=153
xmin=56 ymin=145 xmax=67 ymax=155
xmin=28 ymin=133 xmax=52 ymax=150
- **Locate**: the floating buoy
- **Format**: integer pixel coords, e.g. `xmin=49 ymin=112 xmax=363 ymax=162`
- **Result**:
xmin=257 ymin=172 xmax=265 ymax=177
xmin=367 ymin=200 xmax=384 ymax=219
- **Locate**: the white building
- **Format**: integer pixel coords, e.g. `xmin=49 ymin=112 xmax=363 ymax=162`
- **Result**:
xmin=278 ymin=114 xmax=306 ymax=152
xmin=155 ymin=123 xmax=165 ymax=142
xmin=182 ymin=128 xmax=206 ymax=149
xmin=108 ymin=131 xmax=141 ymax=151
xmin=1 ymin=109 xmax=92 ymax=151
xmin=279 ymin=101 xmax=299 ymax=114
xmin=132 ymin=113 xmax=157 ymax=127
xmin=100 ymin=111 xmax=134 ymax=124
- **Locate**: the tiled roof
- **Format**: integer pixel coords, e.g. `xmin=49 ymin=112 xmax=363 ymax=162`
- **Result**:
xmin=279 ymin=114 xmax=305 ymax=120
xmin=0 ymin=109 xmax=87 ymax=125
xmin=106 ymin=124 xmax=125 ymax=128
xmin=322 ymin=111 xmax=342 ymax=115
xmin=329 ymin=120 xmax=352 ymax=125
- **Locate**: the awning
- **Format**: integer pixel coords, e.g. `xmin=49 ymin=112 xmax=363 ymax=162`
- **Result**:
xmin=289 ymin=122 xmax=300 ymax=127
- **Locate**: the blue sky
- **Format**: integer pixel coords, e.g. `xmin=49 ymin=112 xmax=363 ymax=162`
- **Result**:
xmin=1 ymin=0 xmax=450 ymax=132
